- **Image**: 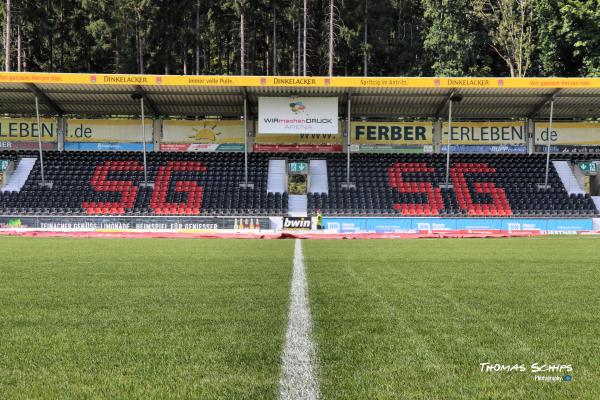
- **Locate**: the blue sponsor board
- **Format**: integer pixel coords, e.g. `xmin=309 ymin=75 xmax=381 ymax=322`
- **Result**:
xmin=441 ymin=144 xmax=527 ymax=154
xmin=546 ymin=219 xmax=592 ymax=232
xmin=322 ymin=218 xmax=367 ymax=233
xmin=534 ymin=145 xmax=600 ymax=154
xmin=65 ymin=142 xmax=154 ymax=151
xmin=323 ymin=217 xmax=592 ymax=233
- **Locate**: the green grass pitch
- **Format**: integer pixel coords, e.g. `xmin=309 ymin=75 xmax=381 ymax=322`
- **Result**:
xmin=1 ymin=236 xmax=599 ymax=399
xmin=0 ymin=238 xmax=293 ymax=399
xmin=305 ymin=237 xmax=600 ymax=400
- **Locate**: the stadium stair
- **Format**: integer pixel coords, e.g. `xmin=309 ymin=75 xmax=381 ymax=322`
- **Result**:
xmin=592 ymin=197 xmax=600 ymax=213
xmin=309 ymin=159 xmax=329 ymax=195
xmin=552 ymin=160 xmax=585 ymax=195
xmin=1 ymin=157 xmax=38 ymax=193
xmin=288 ymin=194 xmax=308 ymax=217
xmin=267 ymin=159 xmax=287 ymax=194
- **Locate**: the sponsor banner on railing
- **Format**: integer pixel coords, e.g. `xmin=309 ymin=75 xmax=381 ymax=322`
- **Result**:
xmin=442 ymin=121 xmax=526 ymax=145
xmin=258 ymin=97 xmax=338 ymax=134
xmin=534 ymin=145 xmax=600 ymax=154
xmin=440 ymin=144 xmax=528 ymax=154
xmin=64 ymin=142 xmax=153 ymax=151
xmin=0 ymin=216 xmax=271 ymax=231
xmin=352 ymin=122 xmax=433 ymax=145
xmin=0 ymin=117 xmax=58 ymax=142
xmin=159 ymin=143 xmax=245 ymax=152
xmin=253 ymin=144 xmax=343 ymax=153
xmin=323 ymin=217 xmax=592 ymax=234
xmin=0 ymin=141 xmax=57 ymax=150
xmin=359 ymin=144 xmax=433 ymax=153
xmin=254 ymin=133 xmax=342 ymax=144
xmin=162 ymin=120 xmax=245 ymax=144
xmin=535 ymin=122 xmax=600 ymax=146
xmin=66 ymin=119 xmax=151 ymax=142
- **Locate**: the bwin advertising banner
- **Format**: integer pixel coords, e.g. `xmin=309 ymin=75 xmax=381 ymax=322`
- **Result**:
xmin=258 ymin=97 xmax=338 ymax=134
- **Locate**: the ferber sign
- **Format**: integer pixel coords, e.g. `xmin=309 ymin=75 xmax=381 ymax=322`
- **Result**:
xmin=258 ymin=97 xmax=338 ymax=134
xmin=0 ymin=118 xmax=58 ymax=142
xmin=351 ymin=122 xmax=433 ymax=145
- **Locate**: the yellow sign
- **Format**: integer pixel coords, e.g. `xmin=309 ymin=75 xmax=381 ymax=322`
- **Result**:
xmin=66 ymin=119 xmax=151 ymax=142
xmin=351 ymin=122 xmax=432 ymax=145
xmin=535 ymin=122 xmax=600 ymax=145
xmin=162 ymin=120 xmax=245 ymax=143
xmin=1 ymin=72 xmax=600 ymax=89
xmin=0 ymin=118 xmax=58 ymax=142
xmin=442 ymin=121 xmax=526 ymax=145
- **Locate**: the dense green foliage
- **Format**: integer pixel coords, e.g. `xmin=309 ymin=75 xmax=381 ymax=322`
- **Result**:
xmin=306 ymin=237 xmax=600 ymax=399
xmin=1 ymin=0 xmax=599 ymax=77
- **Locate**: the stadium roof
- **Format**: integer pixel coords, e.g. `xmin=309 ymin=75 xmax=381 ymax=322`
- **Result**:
xmin=0 ymin=72 xmax=599 ymax=120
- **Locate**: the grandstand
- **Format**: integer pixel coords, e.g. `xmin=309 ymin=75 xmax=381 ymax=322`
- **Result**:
xmin=0 ymin=73 xmax=600 ymax=231
xmin=1 ymin=73 xmax=600 ymax=400
xmin=0 ymin=151 xmax=598 ymax=218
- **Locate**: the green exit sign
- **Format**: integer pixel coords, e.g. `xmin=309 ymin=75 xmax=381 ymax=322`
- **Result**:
xmin=289 ymin=162 xmax=308 ymax=174
xmin=579 ymin=162 xmax=598 ymax=174
xmin=0 ymin=160 xmax=9 ymax=171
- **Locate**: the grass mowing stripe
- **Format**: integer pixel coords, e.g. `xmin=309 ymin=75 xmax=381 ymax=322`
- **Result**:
xmin=304 ymin=237 xmax=600 ymax=400
xmin=0 ymin=237 xmax=293 ymax=400
xmin=278 ymin=239 xmax=319 ymax=400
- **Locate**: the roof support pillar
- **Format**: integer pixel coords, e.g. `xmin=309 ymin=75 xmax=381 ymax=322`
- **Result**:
xmin=131 ymin=93 xmax=153 ymax=188
xmin=541 ymin=100 xmax=555 ymax=189
xmin=34 ymin=96 xmax=52 ymax=188
xmin=239 ymin=88 xmax=253 ymax=188
xmin=57 ymin=116 xmax=66 ymax=152
xmin=526 ymin=118 xmax=535 ymax=155
xmin=441 ymin=94 xmax=463 ymax=189
xmin=433 ymin=119 xmax=442 ymax=154
xmin=341 ymin=92 xmax=355 ymax=189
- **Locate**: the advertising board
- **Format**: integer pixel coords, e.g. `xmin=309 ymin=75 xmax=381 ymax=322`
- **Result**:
xmin=258 ymin=97 xmax=338 ymax=134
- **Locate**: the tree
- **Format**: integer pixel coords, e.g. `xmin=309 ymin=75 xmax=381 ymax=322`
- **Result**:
xmin=423 ymin=0 xmax=483 ymax=76
xmin=474 ymin=0 xmax=535 ymax=77
xmin=560 ymin=0 xmax=600 ymax=76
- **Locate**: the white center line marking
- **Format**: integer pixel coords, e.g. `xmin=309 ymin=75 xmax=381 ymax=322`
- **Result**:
xmin=278 ymin=239 xmax=319 ymax=400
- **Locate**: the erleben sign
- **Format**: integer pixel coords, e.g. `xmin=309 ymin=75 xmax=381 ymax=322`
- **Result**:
xmin=258 ymin=97 xmax=338 ymax=134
